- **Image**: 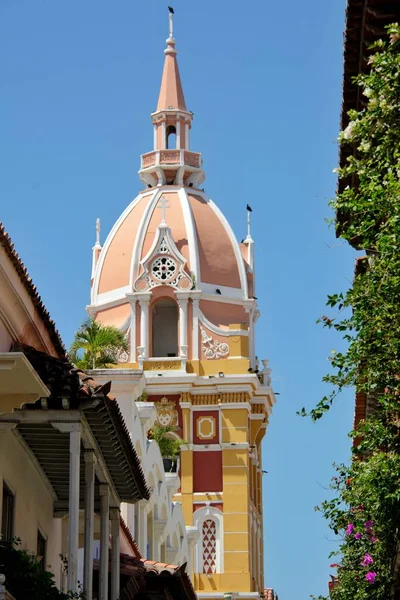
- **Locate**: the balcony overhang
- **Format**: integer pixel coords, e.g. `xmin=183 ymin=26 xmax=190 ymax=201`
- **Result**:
xmin=139 ymin=149 xmax=205 ymax=188
xmin=0 ymin=352 xmax=50 ymax=410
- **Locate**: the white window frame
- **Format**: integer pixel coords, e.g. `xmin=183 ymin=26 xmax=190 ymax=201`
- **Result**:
xmin=193 ymin=506 xmax=223 ymax=574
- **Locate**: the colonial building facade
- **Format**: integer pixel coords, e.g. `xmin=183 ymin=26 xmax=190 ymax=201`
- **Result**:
xmin=88 ymin=12 xmax=276 ymax=600
xmin=0 ymin=222 xmax=196 ymax=600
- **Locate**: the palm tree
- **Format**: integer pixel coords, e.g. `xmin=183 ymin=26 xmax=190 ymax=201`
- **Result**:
xmin=70 ymin=318 xmax=128 ymax=369
xmin=147 ymin=424 xmax=186 ymax=472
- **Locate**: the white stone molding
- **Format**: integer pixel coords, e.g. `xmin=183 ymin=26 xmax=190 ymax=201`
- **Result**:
xmin=194 ymin=190 xmax=249 ymax=298
xmin=178 ymin=188 xmax=200 ymax=283
xmin=200 ymin=325 xmax=229 ymax=360
xmin=130 ymin=189 xmax=163 ymax=290
xmin=199 ymin=312 xmax=247 ymax=337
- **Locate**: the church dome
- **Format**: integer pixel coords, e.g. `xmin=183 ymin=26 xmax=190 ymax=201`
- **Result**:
xmin=92 ymin=188 xmax=247 ymax=306
xmin=88 ymin=16 xmax=257 ymax=370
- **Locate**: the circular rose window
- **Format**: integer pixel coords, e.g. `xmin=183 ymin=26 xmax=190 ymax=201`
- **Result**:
xmin=152 ymin=256 xmax=177 ymax=281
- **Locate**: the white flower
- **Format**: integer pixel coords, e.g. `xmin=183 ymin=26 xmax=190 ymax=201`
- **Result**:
xmin=358 ymin=141 xmax=371 ymax=152
xmin=363 ymin=87 xmax=373 ymax=98
xmin=343 ymin=121 xmax=356 ymax=140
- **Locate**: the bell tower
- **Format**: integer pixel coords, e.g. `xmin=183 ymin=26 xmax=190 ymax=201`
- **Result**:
xmin=139 ymin=10 xmax=205 ymax=189
xmin=88 ymin=9 xmax=276 ymax=600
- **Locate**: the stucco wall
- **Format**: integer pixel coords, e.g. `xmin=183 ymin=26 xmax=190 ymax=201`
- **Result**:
xmin=0 ymin=431 xmax=63 ymax=585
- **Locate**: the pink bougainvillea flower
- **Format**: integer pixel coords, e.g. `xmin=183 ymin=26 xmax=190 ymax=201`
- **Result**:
xmin=357 ymin=504 xmax=364 ymax=511
xmin=365 ymin=520 xmax=374 ymax=530
xmin=345 ymin=523 xmax=355 ymax=535
xmin=361 ymin=553 xmax=374 ymax=566
xmin=354 ymin=532 xmax=362 ymax=540
xmin=370 ymin=535 xmax=377 ymax=543
xmin=366 ymin=571 xmax=377 ymax=584
xmin=330 ymin=563 xmax=341 ymax=568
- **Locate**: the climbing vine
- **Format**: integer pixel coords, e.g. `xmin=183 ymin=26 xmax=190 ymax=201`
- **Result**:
xmin=300 ymin=24 xmax=400 ymax=600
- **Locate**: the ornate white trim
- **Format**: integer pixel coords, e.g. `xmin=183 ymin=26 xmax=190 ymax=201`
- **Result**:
xmin=200 ymin=325 xmax=229 ymax=360
xmin=199 ymin=312 xmax=248 ymax=337
xmin=134 ymin=224 xmax=192 ymax=292
xmin=192 ymin=190 xmax=249 ymax=298
xmin=179 ymin=188 xmax=200 ymax=283
xmin=193 ymin=506 xmax=224 ymax=574
xmin=91 ymin=191 xmax=154 ymax=304
xmin=130 ymin=189 xmax=163 ymax=289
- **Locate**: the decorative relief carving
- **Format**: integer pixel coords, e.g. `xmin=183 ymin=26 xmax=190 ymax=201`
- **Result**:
xmin=143 ymin=360 xmax=181 ymax=371
xmin=155 ymin=397 xmax=178 ymax=427
xmin=160 ymin=150 xmax=180 ymax=164
xmin=184 ymin=151 xmax=201 ymax=168
xmin=200 ymin=326 xmax=229 ymax=360
xmin=142 ymin=152 xmax=156 ymax=168
xmin=117 ymin=349 xmax=129 ymax=363
xmin=134 ymin=228 xmax=192 ymax=292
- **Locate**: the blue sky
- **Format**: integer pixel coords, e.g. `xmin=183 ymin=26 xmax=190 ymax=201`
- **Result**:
xmin=1 ymin=0 xmax=355 ymax=597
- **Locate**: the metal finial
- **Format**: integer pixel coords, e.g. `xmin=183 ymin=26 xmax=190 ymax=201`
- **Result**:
xmin=96 ymin=218 xmax=101 ymax=246
xmin=246 ymin=204 xmax=253 ymax=240
xmin=168 ymin=6 xmax=174 ymax=39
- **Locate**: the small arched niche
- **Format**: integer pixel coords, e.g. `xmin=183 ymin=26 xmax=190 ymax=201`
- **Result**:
xmin=166 ymin=125 xmax=177 ymax=149
xmin=152 ymin=298 xmax=178 ymax=357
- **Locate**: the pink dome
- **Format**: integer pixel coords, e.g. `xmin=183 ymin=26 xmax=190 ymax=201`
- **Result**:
xmin=91 ymin=189 xmax=248 ymax=314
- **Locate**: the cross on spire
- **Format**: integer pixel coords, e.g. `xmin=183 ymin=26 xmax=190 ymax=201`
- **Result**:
xmin=157 ymin=196 xmax=170 ymax=225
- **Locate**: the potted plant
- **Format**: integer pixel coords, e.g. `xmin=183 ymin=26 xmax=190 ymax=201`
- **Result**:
xmin=148 ymin=424 xmax=185 ymax=473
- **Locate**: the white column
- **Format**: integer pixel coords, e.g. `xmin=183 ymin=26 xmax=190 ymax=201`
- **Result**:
xmin=137 ymin=499 xmax=147 ymax=555
xmin=99 ymin=484 xmax=110 ymax=600
xmin=161 ymin=121 xmax=166 ymax=149
xmin=191 ymin=292 xmax=201 ymax=360
xmin=185 ymin=122 xmax=190 ymax=149
xmin=176 ymin=120 xmax=181 ymax=149
xmin=110 ymin=507 xmax=120 ymax=600
xmin=176 ymin=293 xmax=188 ymax=351
xmin=153 ymin=124 xmax=157 ymax=150
xmin=126 ymin=295 xmax=137 ymax=362
xmin=83 ymin=451 xmax=96 ymax=600
xmin=68 ymin=425 xmax=81 ymax=593
xmin=138 ymin=294 xmax=151 ymax=359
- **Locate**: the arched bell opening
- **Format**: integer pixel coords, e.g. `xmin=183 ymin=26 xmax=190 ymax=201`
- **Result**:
xmin=151 ymin=297 xmax=178 ymax=357
xmin=166 ymin=125 xmax=177 ymax=149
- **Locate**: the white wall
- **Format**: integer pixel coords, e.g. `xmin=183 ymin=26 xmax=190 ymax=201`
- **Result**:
xmin=0 ymin=430 xmax=63 ymax=586
xmin=116 ymin=391 xmax=191 ymax=568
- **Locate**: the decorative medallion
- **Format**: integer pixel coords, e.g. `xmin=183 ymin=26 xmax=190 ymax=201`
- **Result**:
xmin=155 ymin=397 xmax=178 ymax=428
xmin=117 ymin=349 xmax=129 ymax=363
xmin=196 ymin=416 xmax=216 ymax=440
xmin=200 ymin=326 xmax=229 ymax=360
xmin=152 ymin=256 xmax=177 ymax=281
xmin=202 ymin=519 xmax=217 ymax=574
